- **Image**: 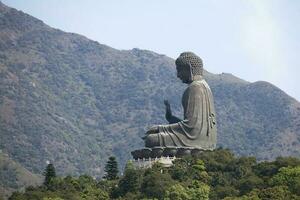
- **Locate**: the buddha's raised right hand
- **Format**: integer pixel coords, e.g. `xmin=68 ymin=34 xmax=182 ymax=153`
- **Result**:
xmin=164 ymin=99 xmax=182 ymax=124
xmin=164 ymin=99 xmax=172 ymax=120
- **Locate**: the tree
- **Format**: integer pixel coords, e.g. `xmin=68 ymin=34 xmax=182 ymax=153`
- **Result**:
xmin=188 ymin=181 xmax=210 ymax=200
xmin=210 ymin=185 xmax=239 ymax=200
xmin=270 ymin=166 xmax=300 ymax=195
xmin=169 ymin=158 xmax=190 ymax=182
xmin=192 ymin=159 xmax=211 ymax=183
xmin=104 ymin=156 xmax=119 ymax=180
xmin=165 ymin=181 xmax=210 ymax=200
xmin=258 ymin=186 xmax=298 ymax=200
xmin=223 ymin=189 xmax=260 ymax=200
xmin=237 ymin=175 xmax=264 ymax=195
xmin=141 ymin=165 xmax=174 ymax=199
xmin=43 ymin=163 xmax=56 ymax=188
xmin=165 ymin=184 xmax=191 ymax=200
xmin=118 ymin=162 xmax=142 ymax=196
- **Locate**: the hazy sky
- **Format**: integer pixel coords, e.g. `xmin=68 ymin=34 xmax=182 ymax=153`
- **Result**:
xmin=3 ymin=0 xmax=300 ymax=101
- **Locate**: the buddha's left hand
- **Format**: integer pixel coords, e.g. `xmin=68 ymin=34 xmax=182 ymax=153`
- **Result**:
xmin=145 ymin=125 xmax=159 ymax=135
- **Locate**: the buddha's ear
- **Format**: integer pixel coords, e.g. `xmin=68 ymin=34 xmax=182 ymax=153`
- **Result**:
xmin=188 ymin=63 xmax=194 ymax=82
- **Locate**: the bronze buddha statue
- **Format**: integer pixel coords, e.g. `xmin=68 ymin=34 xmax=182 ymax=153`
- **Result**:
xmin=142 ymin=52 xmax=217 ymax=151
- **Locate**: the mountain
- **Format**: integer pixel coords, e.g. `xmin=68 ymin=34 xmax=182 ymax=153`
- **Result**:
xmin=0 ymin=0 xmax=299 ymax=182
xmin=0 ymin=152 xmax=42 ymax=199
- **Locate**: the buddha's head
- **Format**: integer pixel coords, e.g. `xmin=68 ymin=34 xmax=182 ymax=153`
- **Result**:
xmin=175 ymin=52 xmax=203 ymax=83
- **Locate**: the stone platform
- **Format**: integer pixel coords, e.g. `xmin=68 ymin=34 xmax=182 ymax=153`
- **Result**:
xmin=131 ymin=147 xmax=204 ymax=159
xmin=131 ymin=156 xmax=177 ymax=168
xmin=131 ymin=147 xmax=205 ymax=168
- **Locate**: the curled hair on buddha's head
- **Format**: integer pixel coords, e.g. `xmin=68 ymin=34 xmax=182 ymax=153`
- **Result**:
xmin=175 ymin=52 xmax=203 ymax=76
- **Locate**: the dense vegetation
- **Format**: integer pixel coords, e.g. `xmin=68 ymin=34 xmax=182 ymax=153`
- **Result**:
xmin=8 ymin=149 xmax=300 ymax=200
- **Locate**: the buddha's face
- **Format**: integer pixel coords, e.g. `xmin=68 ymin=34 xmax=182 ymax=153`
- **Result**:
xmin=176 ymin=65 xmax=191 ymax=84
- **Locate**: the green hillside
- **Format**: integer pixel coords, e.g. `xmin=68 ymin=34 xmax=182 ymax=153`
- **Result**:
xmin=0 ymin=152 xmax=42 ymax=199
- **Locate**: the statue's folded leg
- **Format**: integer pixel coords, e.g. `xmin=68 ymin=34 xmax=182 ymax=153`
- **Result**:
xmin=144 ymin=134 xmax=160 ymax=148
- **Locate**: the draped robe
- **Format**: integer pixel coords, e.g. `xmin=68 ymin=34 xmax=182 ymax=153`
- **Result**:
xmin=144 ymin=78 xmax=217 ymax=150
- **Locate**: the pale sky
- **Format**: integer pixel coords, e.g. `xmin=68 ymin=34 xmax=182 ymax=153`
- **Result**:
xmin=3 ymin=0 xmax=300 ymax=101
